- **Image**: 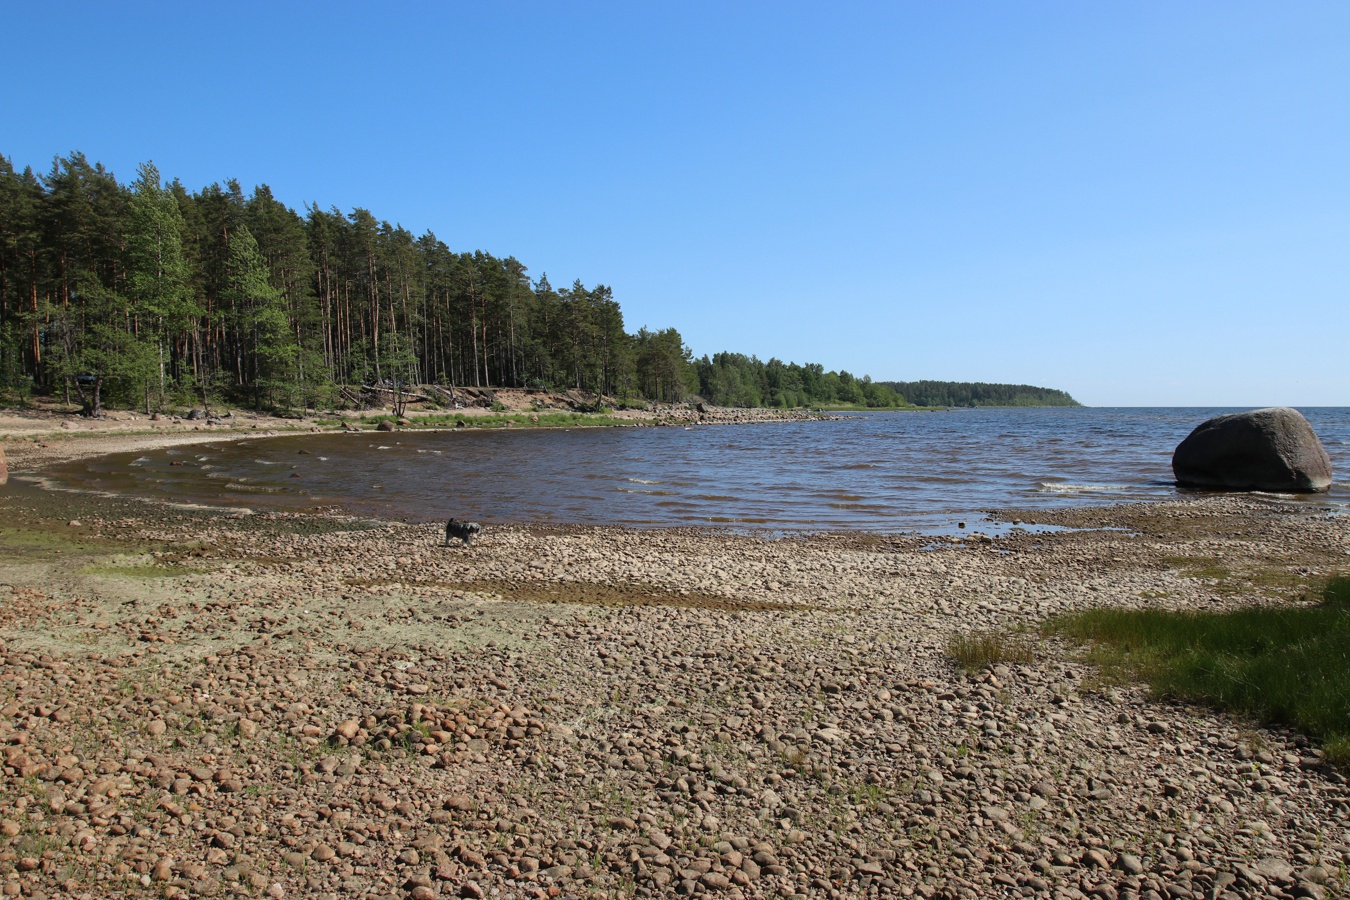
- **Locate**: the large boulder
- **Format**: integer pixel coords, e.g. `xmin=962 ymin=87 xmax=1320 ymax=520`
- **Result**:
xmin=1172 ymin=407 xmax=1332 ymax=493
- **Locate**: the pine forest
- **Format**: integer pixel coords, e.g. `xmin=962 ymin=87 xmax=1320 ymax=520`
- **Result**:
xmin=0 ymin=153 xmax=1076 ymax=415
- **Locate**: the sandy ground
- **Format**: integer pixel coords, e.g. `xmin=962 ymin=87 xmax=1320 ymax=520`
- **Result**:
xmin=1 ymin=422 xmax=1350 ymax=900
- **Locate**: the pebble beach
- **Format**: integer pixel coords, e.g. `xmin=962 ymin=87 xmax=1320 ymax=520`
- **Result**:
xmin=2 ymin=421 xmax=1350 ymax=900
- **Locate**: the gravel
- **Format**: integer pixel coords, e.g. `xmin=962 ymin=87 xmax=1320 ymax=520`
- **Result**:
xmin=1 ymin=458 xmax=1349 ymax=899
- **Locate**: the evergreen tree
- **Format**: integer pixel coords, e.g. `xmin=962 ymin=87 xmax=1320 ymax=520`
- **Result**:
xmin=0 ymin=148 xmax=1081 ymax=413
xmin=224 ymin=225 xmax=292 ymax=408
xmin=127 ymin=161 xmax=193 ymax=408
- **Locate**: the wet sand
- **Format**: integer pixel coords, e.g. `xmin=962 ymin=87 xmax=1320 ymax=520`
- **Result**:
xmin=2 ymin=426 xmax=1349 ymax=900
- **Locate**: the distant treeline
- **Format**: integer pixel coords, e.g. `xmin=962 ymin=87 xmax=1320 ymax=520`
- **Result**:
xmin=879 ymin=381 xmax=1081 ymax=408
xmin=695 ymin=353 xmax=905 ymax=408
xmin=0 ymin=151 xmax=1075 ymax=414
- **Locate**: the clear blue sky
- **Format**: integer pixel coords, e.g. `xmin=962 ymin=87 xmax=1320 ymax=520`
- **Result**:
xmin=4 ymin=2 xmax=1347 ymax=406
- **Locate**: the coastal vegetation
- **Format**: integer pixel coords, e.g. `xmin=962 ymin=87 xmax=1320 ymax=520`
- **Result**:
xmin=0 ymin=151 xmax=1075 ymax=415
xmin=1049 ymin=575 xmax=1350 ymax=765
xmin=879 ymin=380 xmax=1080 ymax=408
xmin=694 ymin=352 xmax=907 ymax=409
xmin=945 ymin=627 xmax=1038 ymax=672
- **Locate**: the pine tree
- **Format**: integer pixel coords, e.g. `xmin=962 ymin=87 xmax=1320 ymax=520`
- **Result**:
xmin=224 ymin=225 xmax=292 ymax=409
xmin=127 ymin=161 xmax=194 ymax=409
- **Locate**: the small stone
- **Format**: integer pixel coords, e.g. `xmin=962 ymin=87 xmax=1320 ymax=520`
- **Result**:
xmin=312 ymin=844 xmax=336 ymax=862
xmin=333 ymin=720 xmax=360 ymax=741
xmin=700 ymin=872 xmax=731 ymax=890
xmin=147 ymin=720 xmax=167 ymax=736
xmin=1255 ymin=857 xmax=1294 ymax=881
xmin=1299 ymin=866 xmax=1329 ymax=885
xmin=1117 ymin=853 xmax=1144 ymax=875
xmin=1030 ymin=780 xmax=1058 ymax=798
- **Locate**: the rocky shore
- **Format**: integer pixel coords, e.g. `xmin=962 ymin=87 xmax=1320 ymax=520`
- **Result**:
xmin=1 ymin=433 xmax=1349 ymax=900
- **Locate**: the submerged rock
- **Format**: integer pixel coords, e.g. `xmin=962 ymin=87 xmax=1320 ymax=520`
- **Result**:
xmin=1172 ymin=407 xmax=1332 ymax=492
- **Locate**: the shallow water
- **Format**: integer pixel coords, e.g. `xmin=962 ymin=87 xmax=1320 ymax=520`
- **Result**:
xmin=40 ymin=408 xmax=1350 ymax=533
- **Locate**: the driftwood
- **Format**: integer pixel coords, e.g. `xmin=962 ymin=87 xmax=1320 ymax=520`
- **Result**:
xmin=338 ymin=387 xmax=368 ymax=407
xmin=423 ymin=385 xmax=458 ymax=405
xmin=362 ymin=384 xmax=432 ymax=403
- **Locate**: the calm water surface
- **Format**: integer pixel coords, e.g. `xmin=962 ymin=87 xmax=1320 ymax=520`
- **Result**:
xmin=41 ymin=408 xmax=1350 ymax=533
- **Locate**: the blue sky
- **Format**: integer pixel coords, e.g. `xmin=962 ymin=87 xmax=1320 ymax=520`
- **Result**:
xmin=4 ymin=2 xmax=1347 ymax=405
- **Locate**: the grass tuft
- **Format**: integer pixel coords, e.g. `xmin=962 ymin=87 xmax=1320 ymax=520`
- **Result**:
xmin=946 ymin=629 xmax=1037 ymax=672
xmin=1049 ymin=575 xmax=1350 ymax=765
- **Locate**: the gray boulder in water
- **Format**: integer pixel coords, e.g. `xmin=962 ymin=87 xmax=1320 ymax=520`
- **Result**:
xmin=1172 ymin=407 xmax=1332 ymax=493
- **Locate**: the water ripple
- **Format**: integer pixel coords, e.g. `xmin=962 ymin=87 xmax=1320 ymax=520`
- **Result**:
xmin=40 ymin=408 xmax=1350 ymax=532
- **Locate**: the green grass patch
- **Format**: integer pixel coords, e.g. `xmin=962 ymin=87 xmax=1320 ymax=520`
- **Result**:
xmin=946 ymin=628 xmax=1038 ymax=672
xmin=1048 ymin=576 xmax=1350 ymax=764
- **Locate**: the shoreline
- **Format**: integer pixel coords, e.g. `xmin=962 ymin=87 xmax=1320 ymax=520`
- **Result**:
xmin=2 ymin=430 xmax=1349 ymax=900
xmin=0 ymin=402 xmax=836 ymax=475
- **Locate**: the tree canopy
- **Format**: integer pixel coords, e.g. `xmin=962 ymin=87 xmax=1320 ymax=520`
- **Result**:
xmin=879 ymin=381 xmax=1080 ymax=408
xmin=0 ymin=150 xmax=1078 ymax=413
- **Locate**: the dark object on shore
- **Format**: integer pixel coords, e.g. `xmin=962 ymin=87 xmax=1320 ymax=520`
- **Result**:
xmin=445 ymin=518 xmax=483 ymax=547
xmin=1172 ymin=407 xmax=1332 ymax=493
xmin=185 ymin=408 xmax=207 ymax=421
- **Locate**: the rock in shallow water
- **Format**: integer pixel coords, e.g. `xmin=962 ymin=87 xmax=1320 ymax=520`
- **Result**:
xmin=1172 ymin=407 xmax=1332 ymax=493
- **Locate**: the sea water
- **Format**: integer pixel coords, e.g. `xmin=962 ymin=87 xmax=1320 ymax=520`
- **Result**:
xmin=39 ymin=408 xmax=1350 ymax=533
